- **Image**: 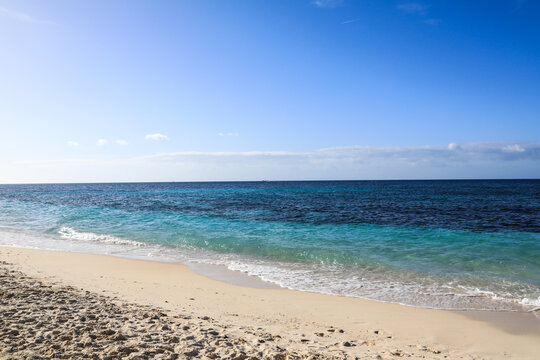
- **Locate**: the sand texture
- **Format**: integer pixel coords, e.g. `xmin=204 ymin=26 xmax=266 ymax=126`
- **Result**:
xmin=1 ymin=261 xmax=349 ymax=360
xmin=0 ymin=260 xmax=435 ymax=360
xmin=1 ymin=247 xmax=539 ymax=359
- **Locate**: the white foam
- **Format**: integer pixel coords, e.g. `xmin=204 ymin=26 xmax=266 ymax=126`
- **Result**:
xmin=1 ymin=226 xmax=538 ymax=313
xmin=184 ymin=254 xmax=540 ymax=313
xmin=58 ymin=227 xmax=146 ymax=247
xmin=520 ymin=297 xmax=540 ymax=307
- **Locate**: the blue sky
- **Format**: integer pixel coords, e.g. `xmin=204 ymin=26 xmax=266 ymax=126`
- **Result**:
xmin=0 ymin=0 xmax=539 ymax=182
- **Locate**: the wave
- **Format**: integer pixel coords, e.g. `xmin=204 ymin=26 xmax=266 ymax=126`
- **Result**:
xmin=185 ymin=254 xmax=540 ymax=313
xmin=58 ymin=227 xmax=146 ymax=247
xmin=1 ymin=225 xmax=537 ymax=313
xmin=521 ymin=297 xmax=540 ymax=307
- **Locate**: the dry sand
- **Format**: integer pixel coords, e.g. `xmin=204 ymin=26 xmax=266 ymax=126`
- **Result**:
xmin=1 ymin=246 xmax=539 ymax=359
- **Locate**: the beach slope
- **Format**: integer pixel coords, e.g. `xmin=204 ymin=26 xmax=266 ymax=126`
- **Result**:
xmin=1 ymin=247 xmax=539 ymax=359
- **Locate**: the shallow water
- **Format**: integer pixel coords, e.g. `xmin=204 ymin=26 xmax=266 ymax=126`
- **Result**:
xmin=0 ymin=180 xmax=538 ymax=312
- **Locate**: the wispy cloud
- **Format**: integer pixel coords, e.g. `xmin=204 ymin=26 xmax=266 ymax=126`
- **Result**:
xmin=312 ymin=0 xmax=342 ymax=9
xmin=116 ymin=139 xmax=128 ymax=145
xmin=0 ymin=6 xmax=55 ymax=25
xmin=502 ymin=144 xmax=525 ymax=153
xmin=145 ymin=133 xmax=169 ymax=141
xmin=96 ymin=139 xmax=107 ymax=146
xmin=11 ymin=142 xmax=539 ymax=183
xmin=396 ymin=3 xmax=430 ymax=15
xmin=218 ymin=132 xmax=239 ymax=137
xmin=67 ymin=141 xmax=79 ymax=147
xmin=341 ymin=18 xmax=361 ymax=25
xmin=19 ymin=142 xmax=540 ymax=166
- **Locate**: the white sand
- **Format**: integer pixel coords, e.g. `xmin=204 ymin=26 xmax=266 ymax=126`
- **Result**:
xmin=1 ymin=246 xmax=539 ymax=359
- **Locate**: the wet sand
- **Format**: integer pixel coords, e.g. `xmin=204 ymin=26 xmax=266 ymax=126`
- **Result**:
xmin=1 ymin=246 xmax=539 ymax=359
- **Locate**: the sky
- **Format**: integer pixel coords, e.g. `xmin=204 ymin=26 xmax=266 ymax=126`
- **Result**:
xmin=0 ymin=0 xmax=539 ymax=182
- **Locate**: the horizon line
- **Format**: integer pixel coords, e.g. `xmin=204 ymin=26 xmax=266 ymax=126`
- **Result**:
xmin=1 ymin=178 xmax=538 ymax=186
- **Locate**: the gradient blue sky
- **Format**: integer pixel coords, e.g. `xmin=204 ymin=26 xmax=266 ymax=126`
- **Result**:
xmin=1 ymin=0 xmax=539 ymax=182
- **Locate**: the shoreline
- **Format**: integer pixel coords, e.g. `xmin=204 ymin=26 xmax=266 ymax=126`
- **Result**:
xmin=2 ymin=225 xmax=538 ymax=315
xmin=5 ymin=237 xmax=539 ymax=318
xmin=1 ymin=246 xmax=539 ymax=359
xmin=185 ymin=255 xmax=540 ymax=335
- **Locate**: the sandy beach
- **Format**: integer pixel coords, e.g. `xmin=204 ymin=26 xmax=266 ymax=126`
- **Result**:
xmin=0 ymin=247 xmax=538 ymax=359
xmin=3 ymin=0 xmax=539 ymax=357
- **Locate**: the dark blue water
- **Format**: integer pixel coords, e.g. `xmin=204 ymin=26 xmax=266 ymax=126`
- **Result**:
xmin=0 ymin=180 xmax=538 ymax=311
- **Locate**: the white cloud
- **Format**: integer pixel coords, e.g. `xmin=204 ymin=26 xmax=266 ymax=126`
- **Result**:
xmin=0 ymin=6 xmax=55 ymax=25
xmin=116 ymin=139 xmax=128 ymax=145
xmin=67 ymin=141 xmax=79 ymax=147
xmin=6 ymin=142 xmax=539 ymax=183
xmin=502 ymin=144 xmax=525 ymax=153
xmin=218 ymin=132 xmax=239 ymax=137
xmin=137 ymin=142 xmax=539 ymax=168
xmin=96 ymin=139 xmax=107 ymax=146
xmin=145 ymin=133 xmax=169 ymax=141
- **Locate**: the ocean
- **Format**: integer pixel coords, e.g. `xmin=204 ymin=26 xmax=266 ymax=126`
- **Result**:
xmin=0 ymin=180 xmax=538 ymax=313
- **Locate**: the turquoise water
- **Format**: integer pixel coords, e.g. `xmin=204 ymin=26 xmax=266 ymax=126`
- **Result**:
xmin=0 ymin=181 xmax=538 ymax=311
